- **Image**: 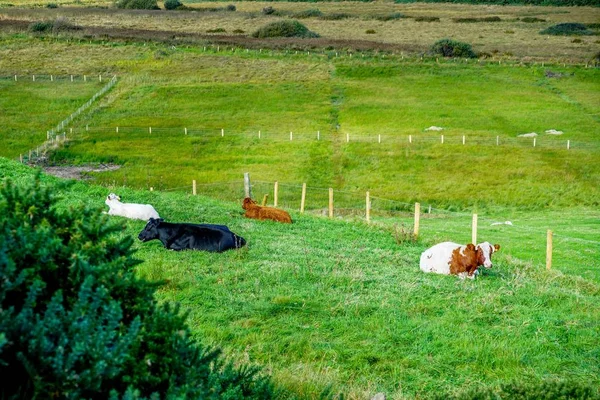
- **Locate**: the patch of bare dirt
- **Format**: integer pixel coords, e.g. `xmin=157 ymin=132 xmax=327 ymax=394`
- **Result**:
xmin=43 ymin=163 xmax=121 ymax=180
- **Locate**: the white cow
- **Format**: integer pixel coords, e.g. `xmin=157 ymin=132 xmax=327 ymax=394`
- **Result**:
xmin=105 ymin=193 xmax=160 ymax=221
xmin=419 ymin=241 xmax=500 ymax=279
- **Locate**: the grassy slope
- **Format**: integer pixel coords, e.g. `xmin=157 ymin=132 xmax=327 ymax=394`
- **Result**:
xmin=0 ymin=79 xmax=105 ymax=158
xmin=1 ymin=158 xmax=598 ymax=399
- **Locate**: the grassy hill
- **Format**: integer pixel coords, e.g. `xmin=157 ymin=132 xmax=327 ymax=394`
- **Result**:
xmin=2 ymin=157 xmax=598 ymax=398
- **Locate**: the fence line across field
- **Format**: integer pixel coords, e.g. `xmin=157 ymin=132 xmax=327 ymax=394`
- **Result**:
xmin=141 ymin=174 xmax=598 ymax=272
xmin=66 ymin=126 xmax=598 ymax=151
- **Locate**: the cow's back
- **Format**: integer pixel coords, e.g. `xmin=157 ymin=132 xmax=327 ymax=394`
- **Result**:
xmin=420 ymin=242 xmax=462 ymax=275
xmin=167 ymin=223 xmax=244 ymax=252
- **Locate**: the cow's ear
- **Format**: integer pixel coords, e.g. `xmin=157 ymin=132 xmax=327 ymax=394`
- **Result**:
xmin=494 ymin=244 xmax=500 ymax=251
xmin=467 ymin=243 xmax=476 ymax=251
xmin=159 ymin=218 xmax=164 ymax=223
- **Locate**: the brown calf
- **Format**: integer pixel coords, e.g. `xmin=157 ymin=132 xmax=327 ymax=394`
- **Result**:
xmin=242 ymin=197 xmax=292 ymax=223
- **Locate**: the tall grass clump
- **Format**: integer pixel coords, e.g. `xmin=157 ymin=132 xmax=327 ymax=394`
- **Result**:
xmin=251 ymin=20 xmax=319 ymax=39
xmin=541 ymin=23 xmax=593 ymax=36
xmin=431 ymin=38 xmax=477 ymax=58
xmin=116 ymin=0 xmax=159 ymax=10
xmin=0 ymin=175 xmax=274 ymax=398
xmin=292 ymin=8 xmax=323 ymax=19
xmin=375 ymin=12 xmax=404 ymax=21
xmin=28 ymin=17 xmax=80 ymax=33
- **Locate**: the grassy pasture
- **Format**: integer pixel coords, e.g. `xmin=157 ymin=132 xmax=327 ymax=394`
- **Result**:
xmin=1 ymin=2 xmax=599 ymax=61
xmin=0 ymin=78 xmax=105 ymax=158
xmin=1 ymin=157 xmax=598 ymax=399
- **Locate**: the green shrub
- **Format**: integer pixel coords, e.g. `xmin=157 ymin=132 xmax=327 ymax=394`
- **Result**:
xmin=233 ymin=28 xmax=245 ymax=33
xmin=116 ymin=0 xmax=159 ymax=10
xmin=226 ymin=4 xmax=235 ymax=11
xmin=431 ymin=38 xmax=477 ymax=58
xmin=436 ymin=379 xmax=599 ymax=400
xmin=28 ymin=18 xmax=79 ymax=33
xmin=0 ymin=176 xmax=274 ymax=398
xmin=207 ymin=27 xmax=226 ymax=33
xmin=375 ymin=12 xmax=404 ymax=21
xmin=541 ymin=23 xmax=593 ymax=36
xmin=163 ymin=0 xmax=181 ymax=10
xmin=453 ymin=16 xmax=501 ymax=23
xmin=29 ymin=20 xmax=54 ymax=32
xmin=415 ymin=16 xmax=440 ymax=22
xmin=251 ymin=20 xmax=319 ymax=39
xmin=521 ymin=17 xmax=546 ymax=22
xmin=292 ymin=8 xmax=323 ymax=19
xmin=46 ymin=2 xmax=58 ymax=8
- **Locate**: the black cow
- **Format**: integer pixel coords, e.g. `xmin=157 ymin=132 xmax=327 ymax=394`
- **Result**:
xmin=138 ymin=218 xmax=246 ymax=252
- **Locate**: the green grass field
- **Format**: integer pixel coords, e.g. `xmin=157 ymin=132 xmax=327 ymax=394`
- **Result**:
xmin=1 ymin=6 xmax=599 ymax=397
xmin=1 ymin=158 xmax=598 ymax=399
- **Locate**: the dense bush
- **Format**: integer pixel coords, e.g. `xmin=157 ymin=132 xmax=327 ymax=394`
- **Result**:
xmin=415 ymin=16 xmax=440 ymax=22
xmin=541 ymin=23 xmax=593 ymax=36
xmin=0 ymin=176 xmax=274 ymax=398
xmin=453 ymin=16 xmax=501 ymax=23
xmin=436 ymin=379 xmax=600 ymax=400
xmin=115 ymin=0 xmax=159 ymax=10
xmin=251 ymin=20 xmax=319 ymax=38
xmin=394 ymin=0 xmax=599 ymax=5
xmin=520 ymin=17 xmax=546 ymax=22
xmin=262 ymin=6 xmax=275 ymax=15
xmin=320 ymin=12 xmax=352 ymax=20
xmin=163 ymin=0 xmax=181 ymax=10
xmin=431 ymin=38 xmax=477 ymax=58
xmin=46 ymin=2 xmax=58 ymax=8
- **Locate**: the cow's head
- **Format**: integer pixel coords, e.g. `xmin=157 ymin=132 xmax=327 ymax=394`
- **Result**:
xmin=242 ymin=197 xmax=257 ymax=210
xmin=476 ymin=242 xmax=500 ymax=269
xmin=138 ymin=218 xmax=163 ymax=242
xmin=106 ymin=193 xmax=121 ymax=203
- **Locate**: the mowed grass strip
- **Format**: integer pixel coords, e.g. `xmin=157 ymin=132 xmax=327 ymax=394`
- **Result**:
xmin=2 ymin=158 xmax=596 ymax=399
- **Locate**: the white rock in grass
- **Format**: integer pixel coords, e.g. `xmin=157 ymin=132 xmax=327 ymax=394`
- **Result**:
xmin=545 ymin=129 xmax=564 ymax=135
xmin=425 ymin=126 xmax=444 ymax=131
xmin=491 ymin=221 xmax=513 ymax=226
xmin=371 ymin=394 xmax=386 ymax=400
xmin=518 ymin=132 xmax=537 ymax=137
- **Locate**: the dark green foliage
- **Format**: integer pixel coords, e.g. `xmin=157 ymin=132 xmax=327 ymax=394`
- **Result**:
xmin=375 ymin=12 xmax=404 ymax=21
xmin=541 ymin=23 xmax=594 ymax=36
xmin=163 ymin=0 xmax=181 ymax=10
xmin=251 ymin=20 xmax=319 ymax=39
xmin=453 ymin=16 xmax=501 ymax=23
xmin=0 ymin=175 xmax=274 ymax=398
xmin=207 ymin=28 xmax=226 ymax=33
xmin=115 ymin=0 xmax=159 ymax=10
xmin=226 ymin=4 xmax=236 ymax=11
xmin=414 ymin=16 xmax=440 ymax=22
xmin=46 ymin=2 xmax=58 ymax=8
xmin=292 ymin=8 xmax=323 ymax=18
xmin=437 ymin=379 xmax=600 ymax=400
xmin=431 ymin=38 xmax=477 ymax=58
xmin=28 ymin=18 xmax=80 ymax=33
xmin=520 ymin=17 xmax=546 ymax=23
xmin=394 ymin=0 xmax=598 ymax=5
xmin=366 ymin=29 xmax=376 ymax=34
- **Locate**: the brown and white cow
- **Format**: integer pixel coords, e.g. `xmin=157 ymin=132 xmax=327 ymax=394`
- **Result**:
xmin=419 ymin=241 xmax=500 ymax=279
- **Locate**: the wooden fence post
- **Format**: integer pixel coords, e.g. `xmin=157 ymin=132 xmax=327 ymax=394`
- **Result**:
xmin=462 ymin=135 xmax=466 ymax=145
xmin=533 ymin=137 xmax=536 ymax=147
xmin=244 ymin=173 xmax=251 ymax=198
xmin=317 ymin=131 xmax=320 ymax=140
xmin=150 ymin=187 xmax=153 ymax=191
xmin=300 ymin=183 xmax=306 ymax=213
xmin=366 ymin=191 xmax=370 ymax=223
xmin=567 ymin=140 xmax=570 ymax=150
xmin=290 ymin=131 xmax=293 ymax=141
xmin=262 ymin=194 xmax=268 ymax=206
xmin=378 ymin=134 xmax=381 ymax=144
xmin=185 ymin=127 xmax=187 ymax=135
xmin=149 ymin=127 xmax=152 ymax=134
xmin=409 ymin=135 xmax=412 ymax=144
xmin=192 ymin=180 xmax=197 ymax=195
xmin=221 ymin=128 xmax=224 ymax=137
xmin=496 ymin=136 xmax=499 ymax=146
xmin=441 ymin=135 xmax=444 ymax=144
xmin=546 ymin=230 xmax=553 ymax=270
xmin=274 ymin=181 xmax=279 ymax=207
xmin=472 ymin=214 xmax=478 ymax=244
xmin=414 ymin=203 xmax=420 ymax=238
xmin=328 ymin=188 xmax=334 ymax=218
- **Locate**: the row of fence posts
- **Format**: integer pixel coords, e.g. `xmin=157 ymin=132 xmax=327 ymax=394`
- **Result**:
xmin=101 ymin=126 xmax=574 ymax=149
xmin=184 ymin=174 xmax=557 ymax=270
xmin=14 ymin=74 xmax=105 ymax=82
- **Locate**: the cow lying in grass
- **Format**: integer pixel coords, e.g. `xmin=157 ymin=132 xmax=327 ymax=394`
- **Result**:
xmin=105 ymin=193 xmax=160 ymax=221
xmin=138 ymin=218 xmax=246 ymax=252
xmin=419 ymin=241 xmax=500 ymax=279
xmin=242 ymin=197 xmax=292 ymax=223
